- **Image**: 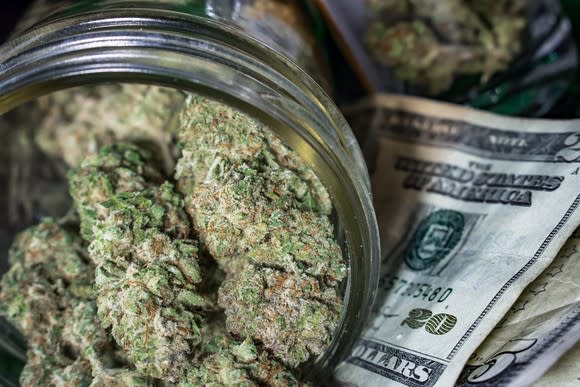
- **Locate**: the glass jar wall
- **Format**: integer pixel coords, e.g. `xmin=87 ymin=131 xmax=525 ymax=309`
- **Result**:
xmin=0 ymin=1 xmax=379 ymax=385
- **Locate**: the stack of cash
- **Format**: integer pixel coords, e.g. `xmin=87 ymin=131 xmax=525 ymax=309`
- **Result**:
xmin=336 ymin=94 xmax=580 ymax=387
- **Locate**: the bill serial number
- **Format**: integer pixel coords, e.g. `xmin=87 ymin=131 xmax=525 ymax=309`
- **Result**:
xmin=379 ymin=274 xmax=453 ymax=303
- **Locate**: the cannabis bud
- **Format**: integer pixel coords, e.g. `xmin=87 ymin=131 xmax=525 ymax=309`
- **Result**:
xmin=90 ymin=185 xmax=205 ymax=382
xmin=365 ymin=0 xmax=528 ymax=94
xmin=35 ymin=84 xmax=184 ymax=170
xmin=68 ymin=142 xmax=165 ymax=240
xmin=69 ymin=143 xmax=207 ymax=381
xmin=176 ymin=96 xmax=346 ymax=366
xmin=0 ymin=219 xmax=150 ymax=386
xmin=3 ymin=90 xmax=346 ymax=385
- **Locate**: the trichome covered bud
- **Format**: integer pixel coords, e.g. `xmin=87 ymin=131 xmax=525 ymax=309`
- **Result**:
xmin=175 ymin=94 xmax=331 ymax=216
xmin=183 ymin=336 xmax=303 ymax=387
xmin=35 ymin=84 xmax=185 ymax=170
xmin=365 ymin=0 xmax=528 ymax=94
xmin=70 ymin=143 xmax=206 ymax=381
xmin=0 ymin=219 xmax=152 ymax=387
xmin=219 ymin=264 xmax=342 ymax=367
xmin=176 ymin=95 xmax=347 ymax=366
xmin=89 ymin=185 xmax=206 ymax=382
xmin=0 ymin=219 xmax=93 ymax=344
xmin=68 ymin=142 xmax=165 ymax=241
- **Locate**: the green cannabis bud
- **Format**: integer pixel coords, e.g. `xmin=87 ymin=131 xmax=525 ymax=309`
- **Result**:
xmin=175 ymin=94 xmax=331 ymax=216
xmin=365 ymin=0 xmax=528 ymax=94
xmin=183 ymin=335 xmax=302 ymax=387
xmin=68 ymin=142 xmax=165 ymax=240
xmin=0 ymin=219 xmax=93 ymax=340
xmin=69 ymin=143 xmax=206 ymax=381
xmin=219 ymin=264 xmax=342 ymax=366
xmin=0 ymin=220 xmax=150 ymax=387
xmin=89 ymin=186 xmax=206 ymax=382
xmin=176 ymin=95 xmax=346 ymax=366
xmin=35 ymin=84 xmax=185 ymax=170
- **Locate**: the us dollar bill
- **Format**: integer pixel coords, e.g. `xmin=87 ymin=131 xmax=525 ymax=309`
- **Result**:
xmin=456 ymin=228 xmax=580 ymax=386
xmin=534 ymin=341 xmax=580 ymax=387
xmin=334 ymin=94 xmax=580 ymax=387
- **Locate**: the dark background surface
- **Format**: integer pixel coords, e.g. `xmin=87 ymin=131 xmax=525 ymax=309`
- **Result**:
xmin=0 ymin=3 xmax=31 ymax=41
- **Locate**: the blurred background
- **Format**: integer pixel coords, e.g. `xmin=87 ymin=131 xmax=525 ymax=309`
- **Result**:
xmin=4 ymin=1 xmax=580 ymax=118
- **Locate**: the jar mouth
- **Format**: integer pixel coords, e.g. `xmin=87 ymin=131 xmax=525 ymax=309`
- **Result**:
xmin=0 ymin=3 xmax=380 ymax=379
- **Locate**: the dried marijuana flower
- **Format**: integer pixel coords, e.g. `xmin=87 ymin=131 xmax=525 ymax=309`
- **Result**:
xmin=3 ymin=94 xmax=345 ymax=384
xmin=175 ymin=94 xmax=331 ymax=217
xmin=68 ymin=142 xmax=165 ymax=240
xmin=0 ymin=219 xmax=93 ymax=344
xmin=89 ymin=186 xmax=206 ymax=382
xmin=184 ymin=312 xmax=302 ymax=386
xmin=69 ymin=144 xmax=206 ymax=381
xmin=34 ymin=84 xmax=184 ymax=171
xmin=183 ymin=337 xmax=302 ymax=387
xmin=219 ymin=264 xmax=342 ymax=366
xmin=0 ymin=219 xmax=152 ymax=387
xmin=176 ymin=95 xmax=346 ymax=366
xmin=175 ymin=95 xmax=333 ymax=268
xmin=365 ymin=0 xmax=528 ymax=94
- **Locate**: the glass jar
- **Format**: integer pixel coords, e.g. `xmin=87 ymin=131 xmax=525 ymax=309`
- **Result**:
xmin=0 ymin=0 xmax=379 ymax=384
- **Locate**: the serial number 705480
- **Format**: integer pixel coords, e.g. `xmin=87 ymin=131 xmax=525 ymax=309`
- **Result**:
xmin=379 ymin=274 xmax=453 ymax=303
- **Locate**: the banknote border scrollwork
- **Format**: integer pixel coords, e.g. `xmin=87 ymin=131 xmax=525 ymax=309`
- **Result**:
xmin=448 ymin=194 xmax=580 ymax=359
xmin=376 ymin=109 xmax=580 ymax=163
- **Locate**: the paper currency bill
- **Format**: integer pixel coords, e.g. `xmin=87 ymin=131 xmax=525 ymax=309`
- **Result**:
xmin=334 ymin=95 xmax=580 ymax=387
xmin=456 ymin=228 xmax=580 ymax=386
xmin=535 ymin=341 xmax=580 ymax=387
